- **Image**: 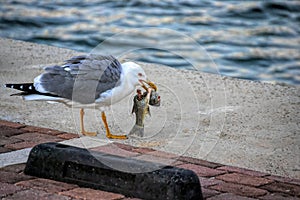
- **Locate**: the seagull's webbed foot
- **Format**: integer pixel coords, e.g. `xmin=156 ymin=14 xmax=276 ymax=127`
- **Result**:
xmin=106 ymin=133 xmax=128 ymax=140
xmin=80 ymin=108 xmax=97 ymax=136
xmin=81 ymin=130 xmax=97 ymax=137
xmin=101 ymin=111 xmax=128 ymax=140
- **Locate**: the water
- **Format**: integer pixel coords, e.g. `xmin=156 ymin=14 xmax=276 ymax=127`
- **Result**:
xmin=1 ymin=0 xmax=299 ymax=85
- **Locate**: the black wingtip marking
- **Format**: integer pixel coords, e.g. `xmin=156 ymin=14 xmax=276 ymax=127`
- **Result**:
xmin=5 ymin=83 xmax=60 ymax=98
xmin=5 ymin=83 xmax=35 ymax=92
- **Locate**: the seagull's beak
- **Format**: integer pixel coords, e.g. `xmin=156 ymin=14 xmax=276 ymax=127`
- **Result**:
xmin=139 ymin=79 xmax=157 ymax=91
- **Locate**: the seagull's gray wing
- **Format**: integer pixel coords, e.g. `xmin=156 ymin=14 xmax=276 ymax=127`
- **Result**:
xmin=35 ymin=55 xmax=122 ymax=104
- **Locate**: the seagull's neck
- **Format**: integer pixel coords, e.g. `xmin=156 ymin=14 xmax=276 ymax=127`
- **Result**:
xmin=119 ymin=63 xmax=137 ymax=94
xmin=101 ymin=63 xmax=136 ymax=105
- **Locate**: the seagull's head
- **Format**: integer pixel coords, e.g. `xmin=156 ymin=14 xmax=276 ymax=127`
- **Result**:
xmin=122 ymin=62 xmax=157 ymax=91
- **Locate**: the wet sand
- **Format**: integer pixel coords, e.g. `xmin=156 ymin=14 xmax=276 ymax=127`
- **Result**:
xmin=0 ymin=38 xmax=299 ymax=178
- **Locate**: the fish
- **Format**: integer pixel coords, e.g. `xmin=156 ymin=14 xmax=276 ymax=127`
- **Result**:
xmin=129 ymin=88 xmax=160 ymax=137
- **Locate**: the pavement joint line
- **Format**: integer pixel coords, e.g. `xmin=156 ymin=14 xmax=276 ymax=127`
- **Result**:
xmin=0 ymin=147 xmax=32 ymax=168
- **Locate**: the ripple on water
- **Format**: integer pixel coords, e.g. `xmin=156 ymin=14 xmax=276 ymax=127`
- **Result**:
xmin=0 ymin=0 xmax=299 ymax=85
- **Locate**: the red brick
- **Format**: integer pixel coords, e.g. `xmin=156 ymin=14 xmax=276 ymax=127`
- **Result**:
xmin=147 ymin=150 xmax=178 ymax=159
xmin=135 ymin=154 xmax=179 ymax=166
xmin=0 ymin=126 xmax=25 ymax=137
xmin=12 ymin=132 xmax=62 ymax=142
xmin=209 ymin=182 xmax=268 ymax=198
xmin=0 ymin=146 xmax=13 ymax=153
xmin=91 ymin=144 xmax=140 ymax=157
xmin=259 ymin=192 xmax=300 ymax=200
xmin=3 ymin=189 xmax=70 ymax=200
xmin=216 ymin=173 xmax=274 ymax=187
xmin=0 ymin=120 xmax=26 ymax=129
xmin=260 ymin=182 xmax=300 ymax=196
xmin=0 ymin=163 xmax=26 ymax=173
xmin=217 ymin=165 xmax=268 ymax=177
xmin=133 ymin=147 xmax=155 ymax=154
xmin=5 ymin=132 xmax=62 ymax=150
xmin=0 ymin=170 xmax=34 ymax=184
xmin=16 ymin=178 xmax=78 ymax=194
xmin=57 ymin=133 xmax=79 ymax=140
xmin=267 ymin=175 xmax=300 ymax=186
xmin=5 ymin=141 xmax=38 ymax=150
xmin=178 ymin=156 xmax=223 ymax=168
xmin=199 ymin=177 xmax=223 ymax=188
xmin=59 ymin=187 xmax=124 ymax=200
xmin=0 ymin=182 xmax=22 ymax=198
xmin=171 ymin=160 xmax=185 ymax=166
xmin=21 ymin=126 xmax=63 ymax=136
xmin=178 ymin=163 xmax=226 ymax=177
xmin=201 ymin=188 xmax=220 ymax=199
xmin=113 ymin=142 xmax=154 ymax=154
xmin=207 ymin=193 xmax=257 ymax=200
xmin=0 ymin=136 xmax=23 ymax=146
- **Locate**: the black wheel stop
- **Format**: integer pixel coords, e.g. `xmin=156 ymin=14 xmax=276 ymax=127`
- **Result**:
xmin=24 ymin=142 xmax=203 ymax=200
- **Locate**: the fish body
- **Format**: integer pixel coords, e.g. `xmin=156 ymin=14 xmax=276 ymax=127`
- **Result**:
xmin=129 ymin=90 xmax=160 ymax=137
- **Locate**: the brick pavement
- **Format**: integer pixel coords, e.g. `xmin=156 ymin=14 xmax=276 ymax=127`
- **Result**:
xmin=0 ymin=120 xmax=300 ymax=199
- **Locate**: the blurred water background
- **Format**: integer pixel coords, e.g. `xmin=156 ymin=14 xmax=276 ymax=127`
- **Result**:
xmin=0 ymin=0 xmax=299 ymax=85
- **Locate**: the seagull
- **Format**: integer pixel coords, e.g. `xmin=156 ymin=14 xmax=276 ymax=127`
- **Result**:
xmin=5 ymin=54 xmax=157 ymax=139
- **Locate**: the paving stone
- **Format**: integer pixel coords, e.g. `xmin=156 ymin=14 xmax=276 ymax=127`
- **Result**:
xmin=259 ymin=193 xmax=300 ymax=200
xmin=0 ymin=120 xmax=26 ymax=129
xmin=260 ymin=182 xmax=300 ymax=197
xmin=217 ymin=165 xmax=269 ymax=177
xmin=0 ymin=163 xmax=26 ymax=173
xmin=178 ymin=163 xmax=226 ymax=177
xmin=199 ymin=177 xmax=224 ymax=188
xmin=59 ymin=187 xmax=125 ymax=200
xmin=0 ymin=182 xmax=23 ymax=198
xmin=178 ymin=156 xmax=223 ymax=168
xmin=91 ymin=143 xmax=140 ymax=157
xmin=266 ymin=175 xmax=300 ymax=186
xmin=0 ymin=136 xmax=23 ymax=146
xmin=2 ymin=189 xmax=70 ymax=200
xmin=56 ymin=133 xmax=79 ymax=140
xmin=16 ymin=178 xmax=78 ymax=194
xmin=216 ymin=173 xmax=274 ymax=187
xmin=209 ymin=182 xmax=268 ymax=198
xmin=0 ymin=170 xmax=35 ymax=184
xmin=207 ymin=193 xmax=257 ymax=200
xmin=201 ymin=188 xmax=220 ymax=199
xmin=21 ymin=126 xmax=63 ymax=136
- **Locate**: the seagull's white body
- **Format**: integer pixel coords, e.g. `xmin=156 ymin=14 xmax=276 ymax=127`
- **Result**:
xmin=21 ymin=61 xmax=145 ymax=109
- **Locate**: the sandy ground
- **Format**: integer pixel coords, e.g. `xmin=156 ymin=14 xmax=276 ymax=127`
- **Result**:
xmin=0 ymin=38 xmax=299 ymax=178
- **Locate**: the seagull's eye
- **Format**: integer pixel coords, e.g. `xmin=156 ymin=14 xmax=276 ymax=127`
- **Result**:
xmin=138 ymin=73 xmax=143 ymax=77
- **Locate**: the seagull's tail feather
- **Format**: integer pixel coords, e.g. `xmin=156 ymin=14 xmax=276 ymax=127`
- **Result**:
xmin=5 ymin=83 xmax=60 ymax=101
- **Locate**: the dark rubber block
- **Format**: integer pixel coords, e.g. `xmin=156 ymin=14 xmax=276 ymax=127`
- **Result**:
xmin=25 ymin=142 xmax=203 ymax=200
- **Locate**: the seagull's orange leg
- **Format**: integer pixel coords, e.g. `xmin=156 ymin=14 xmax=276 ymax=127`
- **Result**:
xmin=80 ymin=108 xmax=97 ymax=136
xmin=101 ymin=111 xmax=127 ymax=139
